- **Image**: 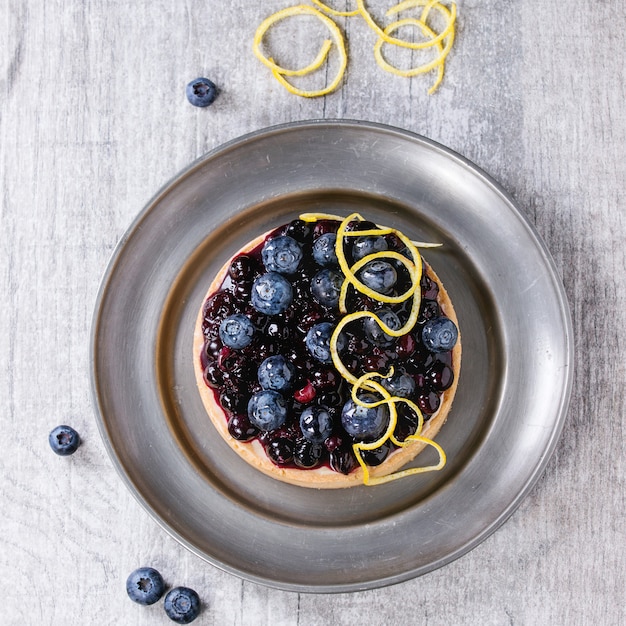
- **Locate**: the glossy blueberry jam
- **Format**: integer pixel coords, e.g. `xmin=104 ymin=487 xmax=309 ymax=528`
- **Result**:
xmin=200 ymin=218 xmax=457 ymax=474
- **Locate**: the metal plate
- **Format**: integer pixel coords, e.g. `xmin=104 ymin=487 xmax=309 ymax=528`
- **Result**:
xmin=91 ymin=120 xmax=573 ymax=593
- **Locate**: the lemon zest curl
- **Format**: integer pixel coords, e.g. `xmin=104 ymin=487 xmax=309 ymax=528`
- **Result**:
xmin=301 ymin=211 xmax=447 ymax=485
xmin=254 ymin=1 xmax=457 ymax=96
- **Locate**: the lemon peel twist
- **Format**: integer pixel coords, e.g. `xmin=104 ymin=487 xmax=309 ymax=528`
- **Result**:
xmin=372 ymin=1 xmax=456 ymax=93
xmin=348 ymin=371 xmax=446 ymax=486
xmin=253 ymin=5 xmax=348 ymax=98
xmin=300 ymin=212 xmax=447 ymax=485
xmin=311 ymin=0 xmax=360 ymax=17
xmin=358 ymin=0 xmax=456 ymax=50
xmin=254 ymin=1 xmax=457 ymax=96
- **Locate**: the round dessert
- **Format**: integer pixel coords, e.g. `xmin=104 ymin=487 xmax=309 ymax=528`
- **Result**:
xmin=193 ymin=213 xmax=461 ymax=488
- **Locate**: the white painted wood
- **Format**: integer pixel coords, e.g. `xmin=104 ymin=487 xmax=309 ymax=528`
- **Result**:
xmin=1 ymin=0 xmax=624 ymax=623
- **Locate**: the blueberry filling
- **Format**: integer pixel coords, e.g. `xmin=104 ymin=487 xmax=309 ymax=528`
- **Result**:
xmin=200 ymin=217 xmax=458 ymax=474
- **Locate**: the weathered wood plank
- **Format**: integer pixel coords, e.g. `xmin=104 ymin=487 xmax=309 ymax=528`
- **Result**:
xmin=1 ymin=0 xmax=624 ymax=623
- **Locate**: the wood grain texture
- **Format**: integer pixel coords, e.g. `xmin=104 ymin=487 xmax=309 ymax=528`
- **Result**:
xmin=1 ymin=0 xmax=624 ymax=624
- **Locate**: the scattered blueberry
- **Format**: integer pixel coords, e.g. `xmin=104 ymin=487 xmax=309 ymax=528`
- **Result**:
xmin=48 ymin=425 xmax=80 ymax=456
xmin=299 ymin=405 xmax=333 ymax=443
xmin=381 ymin=369 xmax=416 ymax=398
xmin=359 ymin=260 xmax=397 ymax=294
xmin=305 ymin=322 xmax=345 ymax=364
xmin=258 ymin=355 xmax=296 ymax=391
xmin=251 ymin=272 xmax=293 ymax=315
xmin=364 ymin=308 xmax=401 ymax=347
xmin=341 ymin=393 xmax=389 ymax=441
xmin=262 ymin=235 xmax=303 ymax=274
xmin=219 ymin=314 xmax=254 ymax=349
xmin=248 ymin=390 xmax=288 ymax=431
xmin=310 ymin=268 xmax=343 ymax=309
xmin=164 ymin=586 xmax=201 ymax=624
xmin=186 ymin=77 xmax=218 ymax=107
xmin=422 ymin=317 xmax=458 ymax=352
xmin=312 ymin=233 xmax=338 ymax=267
xmin=126 ymin=567 xmax=165 ymax=606
xmin=352 ymin=235 xmax=388 ymax=261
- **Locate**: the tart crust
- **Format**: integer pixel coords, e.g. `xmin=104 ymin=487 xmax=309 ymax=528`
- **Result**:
xmin=193 ymin=232 xmax=461 ymax=488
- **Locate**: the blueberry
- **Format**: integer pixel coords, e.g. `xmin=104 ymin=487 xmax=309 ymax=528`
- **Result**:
xmin=359 ymin=439 xmax=392 ymax=466
xmin=266 ymin=436 xmax=294 ymax=465
xmin=258 ymin=355 xmax=296 ymax=391
xmin=262 ymin=235 xmax=303 ymax=274
xmin=312 ymin=233 xmax=338 ymax=267
xmin=381 ymin=369 xmax=416 ymax=398
xmin=284 ymin=219 xmax=313 ymax=243
xmin=305 ymin=322 xmax=346 ymax=364
xmin=48 ymin=425 xmax=80 ymax=456
xmin=186 ymin=77 xmax=218 ymax=107
xmin=228 ymin=254 xmax=256 ymax=282
xmin=352 ymin=235 xmax=388 ymax=261
xmin=359 ymin=260 xmax=397 ymax=294
xmin=364 ymin=308 xmax=401 ymax=346
xmin=422 ymin=317 xmax=459 ymax=352
xmin=251 ymin=272 xmax=293 ymax=315
xmin=341 ymin=393 xmax=389 ymax=441
xmin=248 ymin=390 xmax=288 ymax=431
xmin=310 ymin=269 xmax=343 ymax=309
xmin=293 ymin=437 xmax=324 ymax=468
xmin=218 ymin=314 xmax=254 ymax=350
xmin=126 ymin=567 xmax=165 ymax=606
xmin=299 ymin=405 xmax=333 ymax=443
xmin=164 ymin=586 xmax=200 ymax=624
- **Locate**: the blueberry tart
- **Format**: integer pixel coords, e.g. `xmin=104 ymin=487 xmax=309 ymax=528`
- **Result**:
xmin=193 ymin=213 xmax=461 ymax=487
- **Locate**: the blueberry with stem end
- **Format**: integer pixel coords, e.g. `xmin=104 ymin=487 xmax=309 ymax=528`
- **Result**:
xmin=186 ymin=77 xmax=218 ymax=107
xmin=48 ymin=425 xmax=80 ymax=456
xmin=248 ymin=390 xmax=288 ymax=431
xmin=422 ymin=317 xmax=458 ymax=352
xmin=251 ymin=272 xmax=293 ymax=315
xmin=359 ymin=259 xmax=397 ymax=294
xmin=341 ymin=393 xmax=389 ymax=441
xmin=312 ymin=232 xmax=338 ymax=267
xmin=262 ymin=235 xmax=303 ymax=275
xmin=305 ymin=322 xmax=346 ymax=364
xmin=219 ymin=314 xmax=254 ymax=350
xmin=126 ymin=567 xmax=165 ymax=606
xmin=164 ymin=586 xmax=201 ymax=624
xmin=352 ymin=235 xmax=388 ymax=261
xmin=310 ymin=268 xmax=343 ymax=309
xmin=258 ymin=355 xmax=296 ymax=391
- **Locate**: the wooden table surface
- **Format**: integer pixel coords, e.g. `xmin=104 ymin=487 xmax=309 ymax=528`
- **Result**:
xmin=2 ymin=1 xmax=624 ymax=624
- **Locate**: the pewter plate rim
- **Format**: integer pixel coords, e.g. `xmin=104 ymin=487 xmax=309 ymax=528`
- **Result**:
xmin=90 ymin=120 xmax=573 ymax=593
